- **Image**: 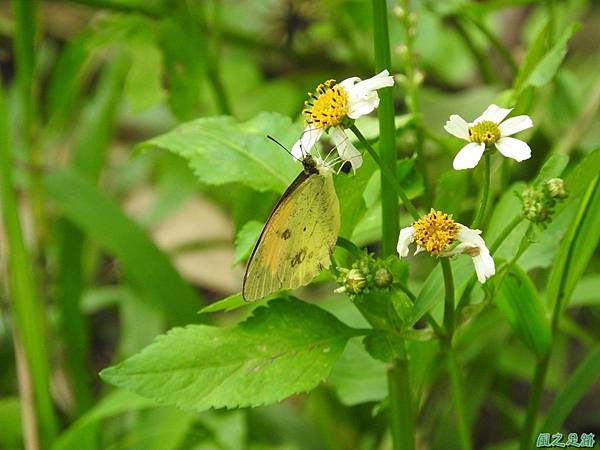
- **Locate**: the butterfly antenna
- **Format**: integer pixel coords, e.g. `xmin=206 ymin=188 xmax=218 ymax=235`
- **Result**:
xmin=267 ymin=135 xmax=301 ymax=162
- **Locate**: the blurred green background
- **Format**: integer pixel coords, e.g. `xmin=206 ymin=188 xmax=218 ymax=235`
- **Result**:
xmin=0 ymin=1 xmax=599 ymax=449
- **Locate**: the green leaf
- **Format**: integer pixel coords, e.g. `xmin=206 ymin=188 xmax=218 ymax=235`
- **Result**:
xmin=138 ymin=112 xmax=300 ymax=193
xmin=523 ymin=23 xmax=580 ymax=89
xmin=233 ymin=220 xmax=263 ymax=265
xmin=101 ymin=299 xmax=360 ymax=410
xmin=328 ymin=338 xmax=387 ymax=406
xmin=496 ymin=266 xmax=551 ymax=358
xmin=44 ymin=170 xmax=200 ymax=324
xmin=363 ymin=330 xmax=404 ymax=363
xmin=532 ymin=153 xmax=569 ymax=185
xmin=541 ymin=344 xmax=600 ymax=431
xmin=546 ymin=176 xmax=600 ymax=311
xmin=569 ymin=274 xmax=600 ymax=307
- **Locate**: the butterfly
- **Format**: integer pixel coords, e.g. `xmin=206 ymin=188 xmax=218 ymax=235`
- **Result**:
xmin=242 ymin=149 xmax=341 ymax=301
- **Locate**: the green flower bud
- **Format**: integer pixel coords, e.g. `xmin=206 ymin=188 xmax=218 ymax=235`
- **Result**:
xmin=374 ymin=267 xmax=393 ymax=289
xmin=544 ymin=178 xmax=568 ymax=200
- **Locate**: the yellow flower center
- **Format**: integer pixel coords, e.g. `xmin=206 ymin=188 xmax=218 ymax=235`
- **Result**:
xmin=303 ymin=79 xmax=349 ymax=129
xmin=412 ymin=210 xmax=459 ymax=256
xmin=468 ymin=120 xmax=501 ymax=145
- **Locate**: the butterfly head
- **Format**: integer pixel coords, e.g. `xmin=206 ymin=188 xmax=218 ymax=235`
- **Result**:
xmin=302 ymin=154 xmax=334 ymax=175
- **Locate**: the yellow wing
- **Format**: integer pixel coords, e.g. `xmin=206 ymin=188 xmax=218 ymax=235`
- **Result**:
xmin=242 ymin=170 xmax=340 ymax=301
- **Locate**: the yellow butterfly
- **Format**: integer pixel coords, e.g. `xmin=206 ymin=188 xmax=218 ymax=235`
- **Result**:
xmin=242 ymin=152 xmax=340 ymax=301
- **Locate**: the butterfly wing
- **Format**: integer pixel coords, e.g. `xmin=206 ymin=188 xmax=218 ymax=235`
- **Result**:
xmin=242 ymin=170 xmax=340 ymax=301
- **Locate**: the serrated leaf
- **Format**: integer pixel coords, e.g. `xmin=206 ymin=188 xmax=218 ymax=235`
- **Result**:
xmin=233 ymin=220 xmax=263 ymax=265
xmin=496 ymin=266 xmax=551 ymax=358
xmin=101 ymin=299 xmax=360 ymax=411
xmin=138 ymin=112 xmax=300 ymax=193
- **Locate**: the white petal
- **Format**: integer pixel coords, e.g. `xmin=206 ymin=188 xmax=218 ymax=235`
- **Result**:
xmin=495 ymin=137 xmax=532 ymax=162
xmin=291 ymin=126 xmax=323 ymax=159
xmin=499 ymin=115 xmax=534 ymax=137
xmin=455 ymin=224 xmax=495 ymax=283
xmin=474 ymin=104 xmax=513 ymax=124
xmin=472 ymin=252 xmax=496 ymax=283
xmin=453 ymin=142 xmax=485 ymax=170
xmin=331 ymin=127 xmax=363 ymax=171
xmin=414 ymin=246 xmax=425 ymax=255
xmin=397 ymin=226 xmax=415 ymax=258
xmin=444 ymin=114 xmax=470 ymax=140
xmin=343 ymin=70 xmax=394 ymax=119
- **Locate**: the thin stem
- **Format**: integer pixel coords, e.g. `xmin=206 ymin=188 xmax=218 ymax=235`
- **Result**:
xmin=450 ymin=17 xmax=497 ymax=84
xmin=441 ymin=258 xmax=473 ymax=450
xmin=0 ymin=81 xmax=57 ymax=447
xmin=471 ymin=152 xmax=491 ymax=229
xmin=350 ymin=125 xmax=421 ymax=220
xmin=519 ymin=357 xmax=549 ymax=450
xmin=398 ymin=0 xmax=431 ymax=206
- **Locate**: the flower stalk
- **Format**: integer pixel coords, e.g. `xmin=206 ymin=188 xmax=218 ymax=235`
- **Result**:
xmin=471 ymin=152 xmax=491 ymax=228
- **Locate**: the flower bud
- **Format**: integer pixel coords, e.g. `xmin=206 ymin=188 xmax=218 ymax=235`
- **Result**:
xmin=393 ymin=5 xmax=406 ymax=19
xmin=544 ymin=178 xmax=568 ymax=200
xmin=374 ymin=267 xmax=393 ymax=289
xmin=343 ymin=268 xmax=367 ymax=295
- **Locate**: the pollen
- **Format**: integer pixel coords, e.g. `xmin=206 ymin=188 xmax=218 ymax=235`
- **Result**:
xmin=302 ymin=79 xmax=348 ymax=129
xmin=412 ymin=210 xmax=459 ymax=256
xmin=468 ymin=120 xmax=501 ymax=145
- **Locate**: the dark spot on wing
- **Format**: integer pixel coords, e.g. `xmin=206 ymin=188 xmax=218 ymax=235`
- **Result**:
xmin=290 ymin=249 xmax=307 ymax=267
xmin=281 ymin=229 xmax=291 ymax=240
xmin=303 ymin=226 xmax=307 ymax=232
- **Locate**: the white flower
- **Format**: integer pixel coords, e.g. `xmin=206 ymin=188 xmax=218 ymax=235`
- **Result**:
xmin=396 ymin=210 xmax=495 ymax=284
xmin=444 ymin=104 xmax=533 ymax=170
xmin=292 ymin=70 xmax=395 ymax=172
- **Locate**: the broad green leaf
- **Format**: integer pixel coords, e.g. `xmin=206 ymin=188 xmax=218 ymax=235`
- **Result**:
xmin=496 ymin=266 xmax=551 ymax=358
xmin=138 ymin=112 xmax=299 ymax=193
xmin=541 ymin=344 xmax=600 ymax=431
xmin=101 ymin=299 xmax=361 ymax=410
xmin=52 ymin=390 xmax=157 ymax=450
xmin=44 ymin=170 xmax=200 ymax=324
xmin=523 ymin=23 xmax=580 ymax=89
xmin=233 ymin=220 xmax=263 ymax=265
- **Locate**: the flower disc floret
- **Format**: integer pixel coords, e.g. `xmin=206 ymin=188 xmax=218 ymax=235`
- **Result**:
xmin=303 ymin=80 xmax=349 ymax=129
xmin=412 ymin=210 xmax=459 ymax=255
xmin=468 ymin=120 xmax=500 ymax=145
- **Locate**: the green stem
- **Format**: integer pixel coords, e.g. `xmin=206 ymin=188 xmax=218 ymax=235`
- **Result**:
xmin=0 ymin=81 xmax=57 ymax=448
xmin=519 ymin=357 xmax=549 ymax=450
xmin=371 ymin=2 xmax=414 ymax=449
xmin=441 ymin=258 xmax=473 ymax=450
xmin=441 ymin=258 xmax=455 ymax=337
xmin=388 ymin=357 xmax=415 ymax=450
xmin=372 ymin=0 xmax=400 ymax=255
xmin=350 ymin=125 xmax=421 ymax=221
xmin=450 ymin=17 xmax=497 ymax=84
xmin=471 ymin=152 xmax=491 ymax=229
xmin=398 ymin=0 xmax=431 ymax=206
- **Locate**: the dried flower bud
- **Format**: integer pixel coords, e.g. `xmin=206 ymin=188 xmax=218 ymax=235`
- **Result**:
xmin=343 ymin=268 xmax=367 ymax=295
